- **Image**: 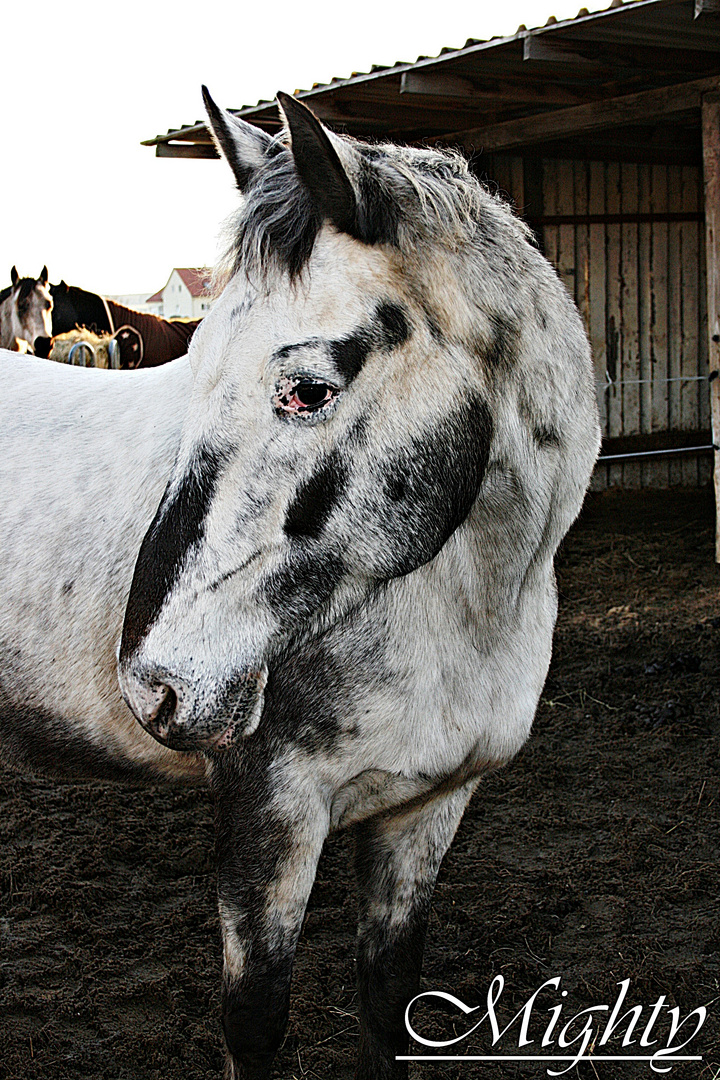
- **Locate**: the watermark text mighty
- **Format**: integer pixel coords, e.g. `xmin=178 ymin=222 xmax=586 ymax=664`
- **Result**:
xmin=399 ymin=975 xmax=707 ymax=1076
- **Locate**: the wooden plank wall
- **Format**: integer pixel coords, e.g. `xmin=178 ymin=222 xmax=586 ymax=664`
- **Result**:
xmin=483 ymin=155 xmax=711 ymax=489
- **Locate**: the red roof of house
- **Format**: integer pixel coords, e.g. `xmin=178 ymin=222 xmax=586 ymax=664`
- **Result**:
xmin=175 ymin=267 xmax=212 ymax=297
xmin=146 ymin=267 xmax=212 ymax=304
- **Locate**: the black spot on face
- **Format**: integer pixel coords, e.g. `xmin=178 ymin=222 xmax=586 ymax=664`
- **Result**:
xmin=15 ymin=278 xmax=37 ymax=312
xmin=261 ymin=639 xmax=344 ymax=752
xmin=284 ymin=450 xmax=349 ymax=540
xmin=328 ymin=301 xmax=411 ymax=385
xmin=376 ymin=301 xmax=410 ymax=352
xmin=329 ymin=328 xmax=374 ymax=384
xmin=120 ymin=442 xmax=226 ymax=660
xmin=262 ymin=552 xmax=344 ymax=630
xmin=370 ymin=393 xmax=494 ymax=578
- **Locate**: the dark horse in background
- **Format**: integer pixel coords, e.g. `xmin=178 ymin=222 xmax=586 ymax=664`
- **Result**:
xmin=1 ymin=278 xmax=201 ymax=367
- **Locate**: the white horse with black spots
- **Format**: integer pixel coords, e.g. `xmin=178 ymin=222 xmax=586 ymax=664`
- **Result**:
xmin=0 ymin=90 xmax=600 ymax=1080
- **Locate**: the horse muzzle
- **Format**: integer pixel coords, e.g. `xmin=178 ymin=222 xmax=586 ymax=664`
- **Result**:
xmin=118 ymin=662 xmax=268 ymax=751
xmin=34 ymin=336 xmax=52 ymax=358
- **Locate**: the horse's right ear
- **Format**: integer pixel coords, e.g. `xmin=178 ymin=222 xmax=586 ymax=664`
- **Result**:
xmin=39 ymin=266 xmax=48 ymax=285
xmin=10 ymin=267 xmax=18 ymax=287
xmin=202 ymin=86 xmax=272 ymax=193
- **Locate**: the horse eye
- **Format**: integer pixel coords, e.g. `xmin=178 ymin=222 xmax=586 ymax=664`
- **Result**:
xmin=295 ymin=382 xmax=330 ymax=407
xmin=275 ymin=378 xmax=337 ymax=415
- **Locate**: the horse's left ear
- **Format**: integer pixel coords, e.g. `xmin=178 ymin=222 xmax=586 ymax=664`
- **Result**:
xmin=39 ymin=266 xmax=48 ymax=285
xmin=277 ymin=91 xmax=357 ymax=236
xmin=202 ymin=86 xmax=273 ymax=193
xmin=10 ymin=267 xmax=18 ymax=287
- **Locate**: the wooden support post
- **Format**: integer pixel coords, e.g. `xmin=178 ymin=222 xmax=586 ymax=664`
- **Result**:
xmin=701 ymin=92 xmax=720 ymax=560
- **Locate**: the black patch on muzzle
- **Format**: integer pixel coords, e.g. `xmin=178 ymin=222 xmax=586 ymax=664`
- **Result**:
xmin=33 ymin=336 xmax=52 ymax=358
xmin=120 ymin=442 xmax=225 ymax=660
xmin=374 ymin=392 xmax=494 ymax=578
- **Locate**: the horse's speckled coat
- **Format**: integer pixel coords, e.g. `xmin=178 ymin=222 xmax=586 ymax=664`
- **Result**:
xmin=0 ymin=91 xmax=600 ymax=1080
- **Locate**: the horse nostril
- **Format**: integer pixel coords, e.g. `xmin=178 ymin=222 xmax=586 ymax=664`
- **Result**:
xmin=150 ymin=684 xmax=178 ymax=737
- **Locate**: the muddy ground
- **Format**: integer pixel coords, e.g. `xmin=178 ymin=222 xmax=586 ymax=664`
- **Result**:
xmin=1 ymin=488 xmax=718 ymax=1080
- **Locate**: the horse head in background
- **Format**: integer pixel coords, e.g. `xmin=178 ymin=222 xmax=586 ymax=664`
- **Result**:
xmin=38 ymin=281 xmax=198 ymax=367
xmin=0 ymin=267 xmax=53 ymax=353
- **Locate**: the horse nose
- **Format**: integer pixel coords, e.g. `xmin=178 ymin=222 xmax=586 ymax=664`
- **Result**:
xmin=120 ymin=667 xmax=192 ymax=748
xmin=34 ymin=336 xmax=52 ymax=358
xmin=119 ymin=661 xmax=268 ymax=752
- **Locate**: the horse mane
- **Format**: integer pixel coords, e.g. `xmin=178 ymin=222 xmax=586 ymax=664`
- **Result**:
xmin=214 ymin=135 xmax=530 ymax=291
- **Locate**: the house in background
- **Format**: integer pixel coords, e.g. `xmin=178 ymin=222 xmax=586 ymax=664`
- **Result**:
xmin=146 ymin=268 xmax=213 ymax=318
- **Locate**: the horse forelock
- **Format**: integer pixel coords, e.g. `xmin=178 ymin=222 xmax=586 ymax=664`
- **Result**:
xmin=213 ymin=137 xmax=522 ymax=294
xmin=15 ymin=277 xmax=40 ymax=305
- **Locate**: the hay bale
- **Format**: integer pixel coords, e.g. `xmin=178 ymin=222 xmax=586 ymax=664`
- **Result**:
xmin=50 ymin=329 xmax=113 ymax=368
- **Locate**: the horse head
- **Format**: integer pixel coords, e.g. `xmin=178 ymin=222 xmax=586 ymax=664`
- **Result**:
xmin=118 ymin=90 xmax=597 ymax=754
xmin=2 ymin=266 xmax=53 ymax=352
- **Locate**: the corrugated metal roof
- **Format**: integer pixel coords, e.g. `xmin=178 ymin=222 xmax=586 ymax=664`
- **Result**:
xmin=143 ymin=0 xmax=720 ymax=157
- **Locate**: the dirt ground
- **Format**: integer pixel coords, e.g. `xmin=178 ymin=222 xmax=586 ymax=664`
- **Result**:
xmin=1 ymin=488 xmax=718 ymax=1080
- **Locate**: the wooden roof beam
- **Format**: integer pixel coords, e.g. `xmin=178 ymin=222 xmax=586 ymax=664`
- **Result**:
xmin=156 ymin=143 xmax=219 ymax=159
xmin=525 ymin=8 xmax=720 ymax=52
xmin=524 ymin=36 xmax=720 ymax=74
xmin=523 ymin=36 xmax=598 ymax=65
xmin=397 ymin=70 xmax=598 ymax=108
xmin=441 ymin=74 xmax=720 ymax=153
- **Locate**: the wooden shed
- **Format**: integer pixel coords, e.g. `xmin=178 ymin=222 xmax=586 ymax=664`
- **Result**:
xmin=144 ymin=0 xmax=720 ymax=532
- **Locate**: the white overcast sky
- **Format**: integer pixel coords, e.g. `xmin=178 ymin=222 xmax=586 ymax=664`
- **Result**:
xmin=2 ymin=0 xmax=607 ymax=296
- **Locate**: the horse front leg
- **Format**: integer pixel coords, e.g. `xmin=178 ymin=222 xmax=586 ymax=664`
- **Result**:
xmin=353 ymin=781 xmax=478 ymax=1080
xmin=209 ymin=751 xmax=330 ymax=1080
